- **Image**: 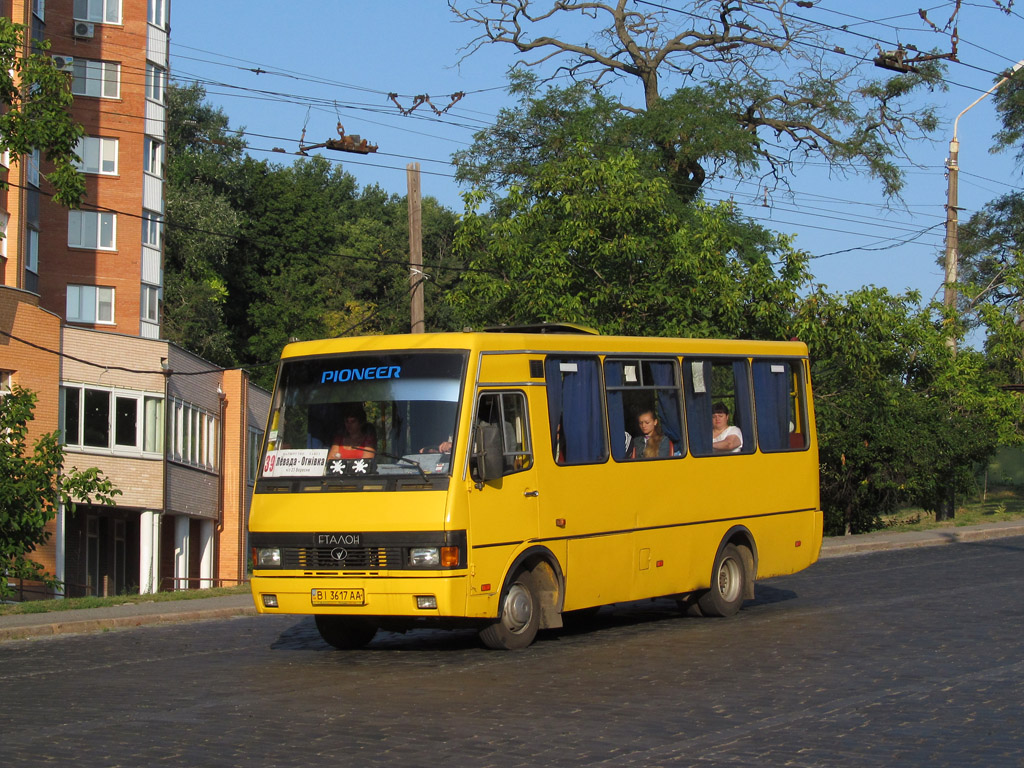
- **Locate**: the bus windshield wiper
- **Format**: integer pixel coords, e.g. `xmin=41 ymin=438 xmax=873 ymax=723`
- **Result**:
xmin=375 ymin=451 xmax=431 ymax=482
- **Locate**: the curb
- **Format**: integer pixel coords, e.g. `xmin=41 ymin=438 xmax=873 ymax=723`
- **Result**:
xmin=0 ymin=603 xmax=257 ymax=643
xmin=819 ymin=520 xmax=1024 ymax=558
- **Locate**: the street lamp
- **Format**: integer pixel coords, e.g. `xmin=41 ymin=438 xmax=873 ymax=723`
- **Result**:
xmin=944 ymin=60 xmax=1024 ymax=331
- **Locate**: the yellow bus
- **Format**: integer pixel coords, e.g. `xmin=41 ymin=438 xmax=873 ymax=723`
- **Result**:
xmin=249 ymin=325 xmax=822 ymax=650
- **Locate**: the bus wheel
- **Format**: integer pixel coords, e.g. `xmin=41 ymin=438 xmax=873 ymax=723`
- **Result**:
xmin=697 ymin=544 xmax=747 ymax=617
xmin=315 ymin=615 xmax=378 ymax=649
xmin=479 ymin=570 xmax=540 ymax=650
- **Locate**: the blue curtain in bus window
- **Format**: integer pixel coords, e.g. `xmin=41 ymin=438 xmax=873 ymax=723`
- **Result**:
xmin=650 ymin=361 xmax=683 ymax=449
xmin=684 ymin=359 xmax=713 ymax=455
xmin=732 ymin=360 xmax=754 ymax=453
xmin=604 ymin=363 xmax=628 ymax=461
xmin=752 ymin=361 xmax=790 ymax=451
xmin=546 ymin=357 xmax=605 ymax=464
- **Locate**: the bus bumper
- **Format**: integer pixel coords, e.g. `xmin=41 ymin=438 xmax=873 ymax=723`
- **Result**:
xmin=250 ymin=573 xmax=469 ymax=618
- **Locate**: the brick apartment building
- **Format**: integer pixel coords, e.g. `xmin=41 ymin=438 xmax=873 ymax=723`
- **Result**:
xmin=1 ymin=0 xmax=270 ymax=597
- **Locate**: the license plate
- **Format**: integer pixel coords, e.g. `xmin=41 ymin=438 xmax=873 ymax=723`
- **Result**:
xmin=311 ymin=587 xmax=365 ymax=606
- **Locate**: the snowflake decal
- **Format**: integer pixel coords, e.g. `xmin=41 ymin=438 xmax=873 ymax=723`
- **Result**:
xmin=352 ymin=459 xmax=369 ymax=474
xmin=329 ymin=460 xmax=346 ymax=474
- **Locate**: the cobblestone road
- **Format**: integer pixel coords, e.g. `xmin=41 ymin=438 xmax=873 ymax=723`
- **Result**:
xmin=3 ymin=537 xmax=1023 ymax=767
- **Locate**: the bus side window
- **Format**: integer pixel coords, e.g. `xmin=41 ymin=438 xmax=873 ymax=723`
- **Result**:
xmin=472 ymin=392 xmax=532 ymax=478
xmin=545 ymin=357 xmax=607 ymax=466
xmin=604 ymin=358 xmax=684 ymax=461
xmin=753 ymin=360 xmax=808 ymax=451
xmin=684 ymin=358 xmax=754 ymax=456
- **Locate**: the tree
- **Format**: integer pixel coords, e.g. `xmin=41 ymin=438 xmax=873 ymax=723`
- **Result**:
xmin=0 ymin=387 xmax=121 ymax=598
xmin=450 ymin=0 xmax=946 ymax=202
xmin=0 ymin=17 xmax=84 ymax=206
xmin=790 ymin=288 xmax=1011 ymax=534
xmin=450 ymin=141 xmax=808 ymax=338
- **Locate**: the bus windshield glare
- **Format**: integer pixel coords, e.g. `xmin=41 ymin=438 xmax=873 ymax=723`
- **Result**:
xmin=261 ymin=352 xmax=466 ymax=479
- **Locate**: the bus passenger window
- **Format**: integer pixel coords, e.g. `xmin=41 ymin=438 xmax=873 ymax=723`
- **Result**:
xmin=545 ymin=357 xmax=607 ymax=465
xmin=684 ymin=358 xmax=754 ymax=456
xmin=472 ymin=392 xmax=532 ymax=477
xmin=604 ymin=358 xmax=683 ymax=461
xmin=753 ymin=359 xmax=808 ymax=451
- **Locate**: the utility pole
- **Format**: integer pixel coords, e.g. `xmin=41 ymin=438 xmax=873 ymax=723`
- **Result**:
xmin=944 ymin=60 xmax=1024 ymax=351
xmin=407 ymin=163 xmax=424 ymax=333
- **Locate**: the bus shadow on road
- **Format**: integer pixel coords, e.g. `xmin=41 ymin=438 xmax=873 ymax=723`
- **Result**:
xmin=268 ymin=585 xmax=801 ymax=653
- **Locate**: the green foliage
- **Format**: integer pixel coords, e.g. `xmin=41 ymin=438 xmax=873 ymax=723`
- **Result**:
xmin=0 ymin=387 xmax=121 ymax=598
xmin=450 ymin=142 xmax=808 ymax=339
xmin=450 ymin=2 xmax=947 ymax=200
xmin=164 ymin=84 xmax=464 ymax=388
xmin=0 ymin=17 xmax=84 ymax=206
xmin=791 ymin=288 xmax=1009 ymax=534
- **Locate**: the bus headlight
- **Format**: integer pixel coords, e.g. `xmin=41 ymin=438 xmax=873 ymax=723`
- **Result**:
xmin=409 ymin=547 xmax=440 ymax=567
xmin=255 ymin=547 xmax=281 ymax=568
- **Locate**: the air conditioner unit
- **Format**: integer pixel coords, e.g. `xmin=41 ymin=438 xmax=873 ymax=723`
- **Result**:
xmin=52 ymin=55 xmax=75 ymax=73
xmin=73 ymin=21 xmax=94 ymax=38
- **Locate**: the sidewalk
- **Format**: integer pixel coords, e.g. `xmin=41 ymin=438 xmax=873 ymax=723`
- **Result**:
xmin=3 ymin=520 xmax=1024 ymax=643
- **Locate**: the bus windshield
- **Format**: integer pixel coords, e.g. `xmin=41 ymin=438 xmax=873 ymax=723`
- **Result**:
xmin=261 ymin=352 xmax=466 ymax=479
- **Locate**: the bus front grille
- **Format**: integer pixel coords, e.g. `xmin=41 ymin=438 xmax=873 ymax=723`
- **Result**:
xmin=281 ymin=546 xmax=400 ymax=569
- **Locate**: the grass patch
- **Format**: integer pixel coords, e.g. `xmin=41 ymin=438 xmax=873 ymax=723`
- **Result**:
xmin=0 ymin=583 xmax=250 ymax=617
xmin=881 ymin=485 xmax=1024 ymax=531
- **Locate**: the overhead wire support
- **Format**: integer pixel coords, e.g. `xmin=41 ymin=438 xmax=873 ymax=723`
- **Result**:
xmin=298 ymin=122 xmax=378 ymax=155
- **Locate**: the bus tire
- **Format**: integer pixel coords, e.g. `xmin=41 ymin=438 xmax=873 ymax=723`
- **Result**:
xmin=697 ymin=543 xmax=747 ymax=618
xmin=479 ymin=569 xmax=540 ymax=650
xmin=315 ymin=615 xmax=378 ymax=649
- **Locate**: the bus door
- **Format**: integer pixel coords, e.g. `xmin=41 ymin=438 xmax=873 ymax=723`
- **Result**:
xmin=465 ymin=390 xmax=541 ymax=593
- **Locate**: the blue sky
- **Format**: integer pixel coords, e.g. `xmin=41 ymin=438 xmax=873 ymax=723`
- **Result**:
xmin=168 ymin=1 xmax=1024 ymax=304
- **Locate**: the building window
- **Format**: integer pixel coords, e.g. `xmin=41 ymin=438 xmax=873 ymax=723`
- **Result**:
xmin=145 ymin=63 xmax=165 ymax=102
xmin=0 ymin=370 xmax=12 ymax=396
xmin=71 ymin=60 xmax=120 ymax=99
xmin=143 ymin=137 xmax=163 ymax=177
xmin=68 ymin=210 xmax=116 ymax=250
xmin=147 ymin=0 xmax=165 ymax=28
xmin=141 ymin=284 xmax=160 ymax=323
xmin=32 ymin=0 xmax=44 ymax=20
xmin=25 ymin=149 xmax=40 ymax=187
xmin=0 ymin=212 xmax=8 ymax=259
xmin=74 ymin=136 xmax=118 ymax=175
xmin=169 ymin=397 xmax=219 ymax=472
xmin=142 ymin=210 xmax=162 ymax=248
xmin=67 ymin=284 xmax=115 ymax=324
xmin=25 ymin=228 xmax=38 ymax=274
xmin=62 ymin=385 xmax=163 ymax=455
xmin=247 ymin=427 xmax=264 ymax=484
xmin=73 ymin=0 xmax=120 ymax=23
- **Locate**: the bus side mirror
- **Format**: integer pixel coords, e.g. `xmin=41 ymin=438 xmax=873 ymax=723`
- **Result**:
xmin=474 ymin=423 xmax=504 ymax=482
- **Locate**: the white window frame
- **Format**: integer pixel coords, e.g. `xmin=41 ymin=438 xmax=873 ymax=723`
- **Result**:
xmin=68 ymin=210 xmax=116 ymax=250
xmin=142 ymin=210 xmax=162 ymax=248
xmin=32 ymin=0 xmax=45 ymax=21
xmin=2 ymin=212 xmax=11 ymax=260
xmin=61 ymin=384 xmax=163 ymax=456
xmin=147 ymin=0 xmax=166 ymax=28
xmin=73 ymin=0 xmax=120 ymax=24
xmin=25 ymin=228 xmax=38 ymax=274
xmin=74 ymin=136 xmax=118 ymax=175
xmin=145 ymin=63 xmax=165 ymax=103
xmin=141 ymin=283 xmax=160 ymax=323
xmin=247 ymin=427 xmax=264 ymax=485
xmin=66 ymin=284 xmax=115 ymax=324
xmin=143 ymin=137 xmax=163 ymax=177
xmin=169 ymin=397 xmax=220 ymax=472
xmin=25 ymin=148 xmax=40 ymax=187
xmin=72 ymin=60 xmax=120 ymax=99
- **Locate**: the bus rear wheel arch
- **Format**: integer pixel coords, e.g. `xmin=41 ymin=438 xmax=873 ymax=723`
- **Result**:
xmin=696 ymin=541 xmax=754 ymax=617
